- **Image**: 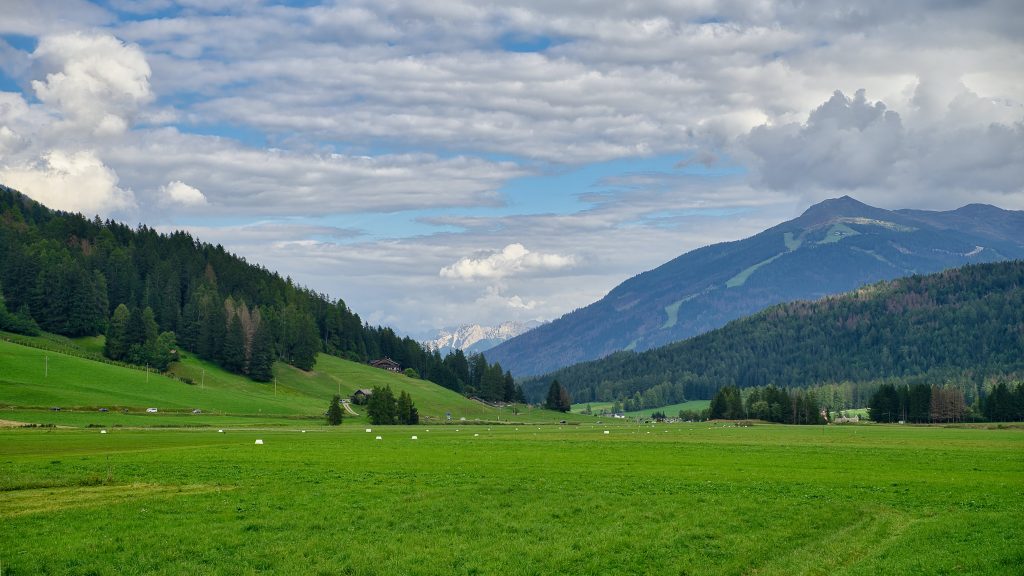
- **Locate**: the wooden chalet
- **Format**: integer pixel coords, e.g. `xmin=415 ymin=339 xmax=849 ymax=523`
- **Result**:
xmin=369 ymin=357 xmax=401 ymax=372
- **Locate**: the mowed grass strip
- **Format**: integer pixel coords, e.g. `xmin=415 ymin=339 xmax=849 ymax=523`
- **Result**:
xmin=0 ymin=424 xmax=1020 ymax=575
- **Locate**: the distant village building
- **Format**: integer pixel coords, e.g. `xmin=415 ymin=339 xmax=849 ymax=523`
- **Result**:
xmin=351 ymin=388 xmax=374 ymax=405
xmin=369 ymin=357 xmax=401 ymax=372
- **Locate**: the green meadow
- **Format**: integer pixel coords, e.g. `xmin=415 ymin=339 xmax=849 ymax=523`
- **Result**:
xmin=1 ymin=424 xmax=1021 ymax=575
xmin=572 ymin=400 xmax=711 ymax=418
xmin=0 ymin=336 xmax=576 ymax=426
xmin=2 ymin=335 xmax=1023 ymax=574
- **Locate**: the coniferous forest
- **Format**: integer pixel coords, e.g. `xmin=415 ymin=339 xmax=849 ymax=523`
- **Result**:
xmin=0 ymin=185 xmax=518 ymax=398
xmin=526 ymin=260 xmax=1024 ymax=419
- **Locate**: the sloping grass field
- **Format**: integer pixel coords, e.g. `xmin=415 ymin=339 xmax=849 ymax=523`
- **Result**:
xmin=0 ymin=335 xmax=577 ymax=425
xmin=1 ymin=423 xmax=1021 ymax=575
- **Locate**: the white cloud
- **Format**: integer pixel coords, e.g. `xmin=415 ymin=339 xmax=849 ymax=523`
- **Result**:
xmin=0 ymin=0 xmax=112 ymax=36
xmin=738 ymin=88 xmax=1024 ymax=209
xmin=158 ymin=180 xmax=207 ymax=207
xmin=440 ymin=243 xmax=576 ymax=280
xmin=103 ymin=129 xmax=524 ymax=216
xmin=31 ymin=32 xmax=153 ymax=135
xmin=0 ymin=149 xmax=136 ymax=216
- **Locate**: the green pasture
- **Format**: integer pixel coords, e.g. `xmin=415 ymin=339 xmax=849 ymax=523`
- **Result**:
xmin=572 ymin=400 xmax=711 ymax=418
xmin=1 ymin=423 xmax=1021 ymax=575
xmin=626 ymin=400 xmax=711 ymax=417
xmin=0 ymin=336 xmax=578 ymax=425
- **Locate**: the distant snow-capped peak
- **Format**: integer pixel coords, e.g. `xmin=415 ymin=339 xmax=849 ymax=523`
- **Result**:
xmin=423 ymin=321 xmax=538 ymax=354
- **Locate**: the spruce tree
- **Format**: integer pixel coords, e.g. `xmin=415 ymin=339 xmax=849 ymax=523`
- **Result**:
xmin=248 ymin=320 xmax=275 ymax=382
xmin=105 ymin=304 xmax=131 ymax=361
xmin=222 ymin=313 xmax=247 ymax=374
xmin=546 ymin=380 xmax=564 ymax=411
xmin=326 ymin=394 xmax=343 ymax=425
xmin=367 ymin=385 xmax=397 ymax=425
xmin=397 ymin=390 xmax=412 ymax=424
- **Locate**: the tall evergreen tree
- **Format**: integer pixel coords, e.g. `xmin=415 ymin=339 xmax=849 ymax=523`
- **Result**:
xmin=326 ymin=394 xmax=343 ymax=426
xmin=248 ymin=318 xmax=275 ymax=382
xmin=367 ymin=385 xmax=397 ymax=425
xmin=105 ymin=304 xmax=131 ymax=361
xmin=222 ymin=313 xmax=247 ymax=374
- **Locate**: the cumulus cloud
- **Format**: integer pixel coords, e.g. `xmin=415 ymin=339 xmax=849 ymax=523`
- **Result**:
xmin=742 ymin=89 xmax=904 ymax=191
xmin=738 ymin=87 xmax=1024 ymax=208
xmin=440 ymin=243 xmax=576 ymax=280
xmin=31 ymin=32 xmax=152 ymax=135
xmin=0 ymin=149 xmax=136 ymax=215
xmin=158 ymin=180 xmax=207 ymax=207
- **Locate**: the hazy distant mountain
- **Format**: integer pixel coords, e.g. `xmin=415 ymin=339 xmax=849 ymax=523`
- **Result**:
xmin=423 ymin=321 xmax=540 ymax=356
xmin=488 ymin=196 xmax=1024 ymax=377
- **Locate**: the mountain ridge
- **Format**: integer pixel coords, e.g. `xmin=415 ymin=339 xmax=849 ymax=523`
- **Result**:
xmin=487 ymin=197 xmax=1024 ymax=377
xmin=521 ymin=260 xmax=1024 ymax=407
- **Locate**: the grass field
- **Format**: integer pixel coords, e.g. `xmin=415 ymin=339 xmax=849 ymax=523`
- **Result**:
xmin=572 ymin=400 xmax=711 ymax=418
xmin=0 ymin=335 xmax=579 ymax=425
xmin=1 ymin=423 xmax=1021 ymax=575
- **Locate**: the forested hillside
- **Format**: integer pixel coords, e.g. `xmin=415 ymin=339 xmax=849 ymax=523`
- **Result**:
xmin=524 ymin=261 xmax=1024 ymax=408
xmin=0 ymin=185 xmax=514 ymax=397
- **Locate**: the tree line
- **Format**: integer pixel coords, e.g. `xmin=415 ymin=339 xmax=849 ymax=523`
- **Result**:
xmin=869 ymin=381 xmax=1024 ymax=423
xmin=0 ymin=185 xmax=514 ymax=394
xmin=522 ymin=261 xmax=1024 ymax=409
xmin=708 ymin=385 xmax=827 ymax=424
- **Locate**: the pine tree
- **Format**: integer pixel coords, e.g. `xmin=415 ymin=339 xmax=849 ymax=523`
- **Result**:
xmin=558 ymin=385 xmax=572 ymax=412
xmin=222 ymin=313 xmax=247 ymax=374
xmin=367 ymin=385 xmax=397 ymax=425
xmin=397 ymin=390 xmax=412 ymax=424
xmin=105 ymin=304 xmax=131 ymax=361
xmin=248 ymin=318 xmax=275 ymax=382
xmin=545 ymin=380 xmax=571 ymax=412
xmin=326 ymin=394 xmax=343 ymax=425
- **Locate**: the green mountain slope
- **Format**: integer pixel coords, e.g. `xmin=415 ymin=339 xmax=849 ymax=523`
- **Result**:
xmin=0 ymin=184 xmax=501 ymax=396
xmin=0 ymin=334 xmax=561 ymax=424
xmin=489 ymin=196 xmax=1024 ymax=377
xmin=523 ymin=261 xmax=1024 ymax=404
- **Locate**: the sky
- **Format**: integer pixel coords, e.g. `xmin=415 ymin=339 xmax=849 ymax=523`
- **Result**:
xmin=0 ymin=0 xmax=1021 ymax=338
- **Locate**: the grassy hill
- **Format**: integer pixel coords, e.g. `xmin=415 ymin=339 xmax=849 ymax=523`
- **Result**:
xmin=0 ymin=333 xmax=579 ymax=426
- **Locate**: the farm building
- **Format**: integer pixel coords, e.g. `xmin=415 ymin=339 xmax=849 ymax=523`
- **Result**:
xmin=369 ymin=357 xmax=401 ymax=372
xmin=351 ymin=388 xmax=374 ymax=405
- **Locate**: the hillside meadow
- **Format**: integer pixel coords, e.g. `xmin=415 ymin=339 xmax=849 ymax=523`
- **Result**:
xmin=0 ymin=336 xmax=578 ymax=426
xmin=1 ymin=423 xmax=1021 ymax=575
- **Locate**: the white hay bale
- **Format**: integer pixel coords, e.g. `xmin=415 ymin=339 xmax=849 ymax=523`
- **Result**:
xmin=474 ymin=433 xmax=479 ymax=437
xmin=366 ymin=428 xmax=372 ymax=433
xmin=301 ymin=430 xmax=306 ymax=433
xmin=411 ymin=435 xmax=418 ymax=440
xmin=603 ymin=430 xmax=610 ymax=434
xmin=375 ymin=435 xmax=382 ymax=440
xmin=254 ymin=439 xmax=264 ymax=445
xmin=218 ymin=429 xmax=224 ymax=433
xmin=100 ymin=430 xmax=107 ymax=434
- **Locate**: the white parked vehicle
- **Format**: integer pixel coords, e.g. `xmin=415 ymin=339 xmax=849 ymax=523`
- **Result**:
xmin=146 ymin=407 xmax=158 ymax=413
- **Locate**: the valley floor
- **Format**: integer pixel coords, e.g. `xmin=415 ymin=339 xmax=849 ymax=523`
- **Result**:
xmin=1 ymin=423 xmax=1021 ymax=575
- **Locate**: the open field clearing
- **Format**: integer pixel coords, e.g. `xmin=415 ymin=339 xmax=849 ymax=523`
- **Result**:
xmin=1 ymin=423 xmax=1021 ymax=575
